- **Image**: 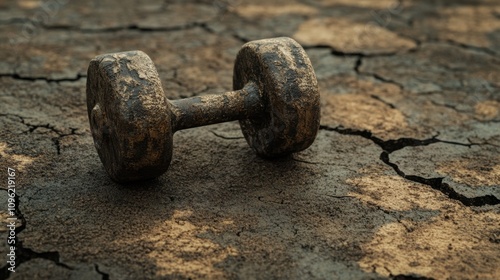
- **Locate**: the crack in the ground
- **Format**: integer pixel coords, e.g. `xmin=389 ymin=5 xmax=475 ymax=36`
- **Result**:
xmin=0 ymin=73 xmax=86 ymax=83
xmin=429 ymin=100 xmax=470 ymax=114
xmin=300 ymin=41 xmax=416 ymax=58
xmin=0 ymin=114 xmax=33 ymax=134
xmin=363 ymin=13 xmax=495 ymax=59
xmin=21 ymin=122 xmax=82 ymax=155
xmin=370 ymin=94 xmax=396 ymax=109
xmin=342 ymin=37 xmax=498 ymax=95
xmin=371 ymin=205 xmax=413 ymax=233
xmin=369 ymin=73 xmax=405 ymax=90
xmin=437 ymin=39 xmax=498 ymax=57
xmin=320 ymin=125 xmax=500 ymax=207
xmin=0 ymin=114 xmax=83 ymax=155
xmin=392 ymin=274 xmax=435 ymax=280
xmin=352 ymin=55 xmax=405 ymax=90
xmin=468 ymin=138 xmax=500 ymax=148
xmin=0 ymin=113 xmax=25 ymax=123
xmin=228 ymin=32 xmax=249 ymax=44
xmin=40 ymin=22 xmax=207 ymax=34
xmin=374 ymin=198 xmax=434 ymax=234
xmin=354 ymin=55 xmax=363 ymax=73
xmin=210 ymin=130 xmax=244 ymax=140
xmin=52 ymin=128 xmax=81 ymax=155
xmin=330 ymin=49 xmax=400 ymax=58
xmin=95 ymin=264 xmax=110 ymax=280
xmin=0 ymin=190 xmax=72 ymax=279
xmin=429 ymin=101 xmax=500 ymax=124
xmin=321 ymin=125 xmax=446 ymax=153
xmin=380 ymin=151 xmax=500 ymax=207
xmin=325 ymin=195 xmax=356 ymax=199
xmin=292 ymin=157 xmax=336 ymax=166
xmin=198 ymin=22 xmax=217 ymax=35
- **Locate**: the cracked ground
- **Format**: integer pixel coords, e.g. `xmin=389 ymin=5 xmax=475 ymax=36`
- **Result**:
xmin=0 ymin=0 xmax=499 ymax=279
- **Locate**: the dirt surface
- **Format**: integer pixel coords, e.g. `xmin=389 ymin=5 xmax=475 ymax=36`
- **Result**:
xmin=0 ymin=0 xmax=499 ymax=279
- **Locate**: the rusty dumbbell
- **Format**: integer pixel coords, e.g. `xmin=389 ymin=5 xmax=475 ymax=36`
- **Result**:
xmin=86 ymin=37 xmax=320 ymax=183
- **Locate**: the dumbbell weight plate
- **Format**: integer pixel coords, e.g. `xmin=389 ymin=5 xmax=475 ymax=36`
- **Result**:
xmin=86 ymin=51 xmax=172 ymax=182
xmin=234 ymin=37 xmax=320 ymax=157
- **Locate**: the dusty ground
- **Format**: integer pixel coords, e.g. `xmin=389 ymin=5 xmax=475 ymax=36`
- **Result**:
xmin=0 ymin=0 xmax=499 ymax=279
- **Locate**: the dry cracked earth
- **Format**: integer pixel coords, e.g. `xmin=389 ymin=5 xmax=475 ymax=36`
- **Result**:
xmin=0 ymin=0 xmax=499 ymax=279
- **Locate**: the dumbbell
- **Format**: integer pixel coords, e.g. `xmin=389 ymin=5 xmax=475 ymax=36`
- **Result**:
xmin=86 ymin=37 xmax=320 ymax=183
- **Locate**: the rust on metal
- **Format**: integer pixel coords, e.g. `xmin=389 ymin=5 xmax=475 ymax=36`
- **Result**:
xmin=170 ymin=82 xmax=263 ymax=131
xmin=86 ymin=37 xmax=320 ymax=183
xmin=86 ymin=51 xmax=172 ymax=183
xmin=234 ymin=37 xmax=321 ymax=157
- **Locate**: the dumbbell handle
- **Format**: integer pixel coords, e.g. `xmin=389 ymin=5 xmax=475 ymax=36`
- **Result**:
xmin=170 ymin=82 xmax=264 ymax=131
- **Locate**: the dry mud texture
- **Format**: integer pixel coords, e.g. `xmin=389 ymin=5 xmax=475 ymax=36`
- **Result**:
xmin=0 ymin=0 xmax=499 ymax=279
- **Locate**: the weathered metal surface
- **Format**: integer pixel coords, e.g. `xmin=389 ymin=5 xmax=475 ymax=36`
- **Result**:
xmin=86 ymin=51 xmax=172 ymax=183
xmin=170 ymin=82 xmax=263 ymax=131
xmin=87 ymin=38 xmax=320 ymax=182
xmin=234 ymin=37 xmax=321 ymax=157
